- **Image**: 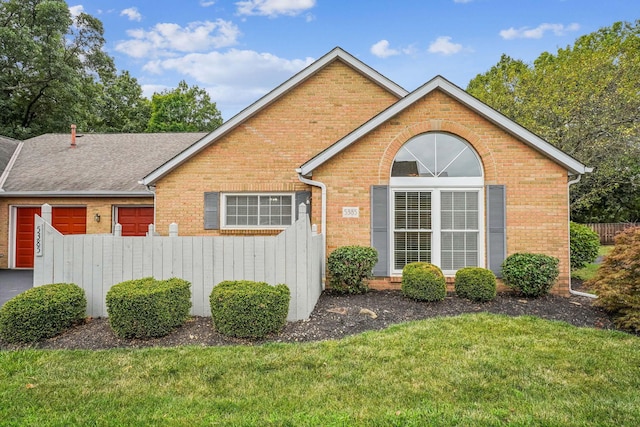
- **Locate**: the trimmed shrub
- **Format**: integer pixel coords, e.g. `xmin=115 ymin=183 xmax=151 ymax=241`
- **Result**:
xmin=327 ymin=246 xmax=378 ymax=294
xmin=570 ymin=222 xmax=600 ymax=270
xmin=401 ymin=262 xmax=446 ymax=302
xmin=106 ymin=277 xmax=191 ymax=339
xmin=0 ymin=283 xmax=86 ymax=343
xmin=209 ymin=281 xmax=290 ymax=339
xmin=501 ymin=253 xmax=559 ymax=297
xmin=454 ymin=267 xmax=497 ymax=302
xmin=588 ymin=227 xmax=640 ymax=332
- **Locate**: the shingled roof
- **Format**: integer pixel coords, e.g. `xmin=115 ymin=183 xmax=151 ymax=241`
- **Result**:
xmin=0 ymin=135 xmax=19 ymax=177
xmin=0 ymin=132 xmax=207 ymax=194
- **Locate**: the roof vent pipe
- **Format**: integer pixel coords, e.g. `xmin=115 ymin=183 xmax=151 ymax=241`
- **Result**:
xmin=70 ymin=124 xmax=77 ymax=148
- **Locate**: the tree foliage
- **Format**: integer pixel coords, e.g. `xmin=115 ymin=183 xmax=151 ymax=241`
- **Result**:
xmin=147 ymin=81 xmax=223 ymax=132
xmin=0 ymin=1 xmax=221 ymax=138
xmin=468 ymin=21 xmax=640 ymax=222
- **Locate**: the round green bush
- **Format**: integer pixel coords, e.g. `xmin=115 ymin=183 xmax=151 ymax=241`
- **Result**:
xmin=570 ymin=222 xmax=600 ymax=270
xmin=106 ymin=277 xmax=192 ymax=339
xmin=454 ymin=267 xmax=497 ymax=302
xmin=401 ymin=262 xmax=446 ymax=302
xmin=209 ymin=281 xmax=290 ymax=338
xmin=0 ymin=283 xmax=86 ymax=344
xmin=327 ymin=246 xmax=378 ymax=294
xmin=501 ymin=253 xmax=560 ymax=297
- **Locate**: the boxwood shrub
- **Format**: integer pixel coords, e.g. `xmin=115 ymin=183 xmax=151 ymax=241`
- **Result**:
xmin=570 ymin=222 xmax=600 ymax=270
xmin=106 ymin=277 xmax=191 ymax=339
xmin=401 ymin=262 xmax=446 ymax=302
xmin=209 ymin=280 xmax=290 ymax=339
xmin=454 ymin=267 xmax=497 ymax=302
xmin=501 ymin=253 xmax=559 ymax=297
xmin=0 ymin=283 xmax=86 ymax=344
xmin=327 ymin=246 xmax=378 ymax=294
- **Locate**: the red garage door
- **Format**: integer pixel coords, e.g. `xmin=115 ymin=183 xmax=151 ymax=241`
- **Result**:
xmin=15 ymin=207 xmax=87 ymax=268
xmin=117 ymin=207 xmax=154 ymax=236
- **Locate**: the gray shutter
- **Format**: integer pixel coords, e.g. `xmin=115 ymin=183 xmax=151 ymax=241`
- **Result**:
xmin=295 ymin=191 xmax=311 ymax=220
xmin=486 ymin=185 xmax=506 ymax=277
xmin=204 ymin=192 xmax=220 ymax=230
xmin=371 ymin=185 xmax=389 ymax=276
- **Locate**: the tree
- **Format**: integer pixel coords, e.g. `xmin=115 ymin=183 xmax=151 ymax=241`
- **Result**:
xmin=0 ymin=0 xmax=115 ymax=139
xmin=467 ymin=21 xmax=640 ymax=222
xmin=86 ymin=71 xmax=151 ymax=133
xmin=147 ymin=81 xmax=223 ymax=132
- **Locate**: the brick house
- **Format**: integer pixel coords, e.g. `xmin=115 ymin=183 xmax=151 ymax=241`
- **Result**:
xmin=140 ymin=47 xmax=591 ymax=295
xmin=0 ymin=132 xmax=205 ymax=268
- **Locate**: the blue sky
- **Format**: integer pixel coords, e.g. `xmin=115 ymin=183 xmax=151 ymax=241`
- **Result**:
xmin=70 ymin=0 xmax=638 ymax=120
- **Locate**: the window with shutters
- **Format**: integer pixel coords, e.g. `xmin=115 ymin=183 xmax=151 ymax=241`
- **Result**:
xmin=389 ymin=132 xmax=484 ymax=275
xmin=221 ymin=193 xmax=294 ymax=229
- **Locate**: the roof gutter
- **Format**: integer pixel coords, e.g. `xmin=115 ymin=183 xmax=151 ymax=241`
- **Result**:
xmin=0 ymin=191 xmax=152 ymax=198
xmin=296 ymin=169 xmax=326 ymax=288
xmin=567 ymin=174 xmax=597 ymax=299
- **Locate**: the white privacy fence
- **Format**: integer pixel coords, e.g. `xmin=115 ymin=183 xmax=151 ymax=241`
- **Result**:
xmin=33 ymin=203 xmax=323 ymax=321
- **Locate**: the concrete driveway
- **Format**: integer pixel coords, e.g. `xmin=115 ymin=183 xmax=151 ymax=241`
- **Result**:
xmin=0 ymin=270 xmax=33 ymax=307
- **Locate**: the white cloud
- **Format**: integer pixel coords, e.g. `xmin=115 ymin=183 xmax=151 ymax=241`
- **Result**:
xmin=69 ymin=5 xmax=84 ymax=18
xmin=142 ymin=49 xmax=314 ymax=117
xmin=428 ymin=36 xmax=463 ymax=55
xmin=121 ymin=7 xmax=143 ymax=22
xmin=236 ymin=0 xmax=316 ymax=17
xmin=200 ymin=1 xmax=216 ymax=6
xmin=500 ymin=22 xmax=580 ymax=40
xmin=370 ymin=40 xmax=400 ymax=58
xmin=115 ymin=19 xmax=241 ymax=58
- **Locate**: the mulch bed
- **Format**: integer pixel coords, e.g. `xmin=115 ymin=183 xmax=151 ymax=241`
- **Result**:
xmin=0 ymin=289 xmax=622 ymax=351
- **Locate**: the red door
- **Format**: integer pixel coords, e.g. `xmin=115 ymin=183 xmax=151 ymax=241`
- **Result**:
xmin=14 ymin=207 xmax=87 ymax=268
xmin=117 ymin=207 xmax=154 ymax=236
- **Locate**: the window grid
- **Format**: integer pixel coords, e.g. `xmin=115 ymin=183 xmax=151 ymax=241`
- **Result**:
xmin=394 ymin=191 xmax=432 ymax=270
xmin=225 ymin=194 xmax=293 ymax=228
xmin=440 ymin=191 xmax=479 ymax=270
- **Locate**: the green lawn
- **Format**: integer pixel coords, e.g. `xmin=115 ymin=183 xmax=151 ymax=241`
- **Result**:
xmin=572 ymin=245 xmax=614 ymax=282
xmin=1 ymin=314 xmax=639 ymax=426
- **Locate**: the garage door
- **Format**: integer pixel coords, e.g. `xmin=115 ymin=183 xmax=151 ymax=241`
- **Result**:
xmin=15 ymin=207 xmax=87 ymax=268
xmin=117 ymin=207 xmax=154 ymax=236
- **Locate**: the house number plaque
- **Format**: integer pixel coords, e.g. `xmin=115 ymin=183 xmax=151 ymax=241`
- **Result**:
xmin=35 ymin=223 xmax=43 ymax=257
xmin=342 ymin=207 xmax=359 ymax=218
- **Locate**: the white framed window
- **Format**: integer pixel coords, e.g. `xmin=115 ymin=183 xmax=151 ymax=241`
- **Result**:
xmin=221 ymin=193 xmax=294 ymax=229
xmin=388 ymin=132 xmax=484 ymax=275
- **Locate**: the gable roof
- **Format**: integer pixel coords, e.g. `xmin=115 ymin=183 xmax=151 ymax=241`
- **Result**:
xmin=299 ymin=76 xmax=592 ymax=176
xmin=141 ymin=47 xmax=409 ymax=186
xmin=0 ymin=132 xmax=207 ymax=195
xmin=0 ymin=135 xmax=19 ymax=177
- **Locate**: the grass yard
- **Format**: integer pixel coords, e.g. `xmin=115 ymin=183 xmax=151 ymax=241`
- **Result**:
xmin=571 ymin=245 xmax=614 ymax=282
xmin=1 ymin=313 xmax=639 ymax=426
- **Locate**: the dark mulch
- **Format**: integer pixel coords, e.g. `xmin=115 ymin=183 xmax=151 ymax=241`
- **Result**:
xmin=0 ymin=289 xmax=622 ymax=351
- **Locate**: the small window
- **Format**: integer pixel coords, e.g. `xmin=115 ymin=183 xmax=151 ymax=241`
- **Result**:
xmin=222 ymin=193 xmax=294 ymax=229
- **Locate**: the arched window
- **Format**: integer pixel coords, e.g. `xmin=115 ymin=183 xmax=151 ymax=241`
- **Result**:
xmin=391 ymin=132 xmax=482 ymax=178
xmin=389 ymin=132 xmax=484 ymax=274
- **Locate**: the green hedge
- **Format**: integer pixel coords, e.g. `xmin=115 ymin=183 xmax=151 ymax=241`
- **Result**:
xmin=0 ymin=283 xmax=86 ymax=343
xmin=570 ymin=222 xmax=600 ymax=270
xmin=327 ymin=246 xmax=378 ymax=294
xmin=401 ymin=262 xmax=446 ymax=302
xmin=106 ymin=277 xmax=191 ymax=339
xmin=209 ymin=281 xmax=290 ymax=339
xmin=501 ymin=253 xmax=559 ymax=297
xmin=454 ymin=267 xmax=497 ymax=302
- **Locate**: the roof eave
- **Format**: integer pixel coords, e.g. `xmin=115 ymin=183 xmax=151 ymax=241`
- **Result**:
xmin=0 ymin=190 xmax=152 ymax=197
xmin=142 ymin=47 xmax=409 ymax=186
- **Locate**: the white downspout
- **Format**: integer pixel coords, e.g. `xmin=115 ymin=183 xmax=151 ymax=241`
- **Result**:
xmin=568 ymin=174 xmax=597 ymax=298
xmin=296 ymin=169 xmax=327 ymax=288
